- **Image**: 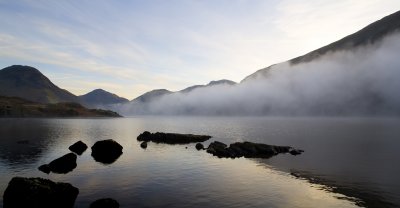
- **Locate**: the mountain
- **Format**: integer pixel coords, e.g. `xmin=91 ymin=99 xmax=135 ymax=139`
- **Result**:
xmin=132 ymin=89 xmax=172 ymax=103
xmin=242 ymin=10 xmax=400 ymax=82
xmin=0 ymin=65 xmax=79 ymax=103
xmin=79 ymin=89 xmax=129 ymax=107
xmin=180 ymin=79 xmax=236 ymax=93
xmin=0 ymin=96 xmax=121 ymax=117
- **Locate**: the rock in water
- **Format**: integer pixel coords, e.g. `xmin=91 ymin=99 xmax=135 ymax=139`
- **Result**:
xmin=69 ymin=141 xmax=88 ymax=155
xmin=140 ymin=141 xmax=147 ymax=149
xmin=3 ymin=177 xmax=79 ymax=208
xmin=91 ymin=139 xmax=123 ymax=164
xmin=137 ymin=131 xmax=211 ymax=144
xmin=38 ymin=164 xmax=51 ymax=174
xmin=48 ymin=153 xmax=77 ymax=174
xmin=206 ymin=141 xmax=298 ymax=159
xmin=195 ymin=143 xmax=204 ymax=150
xmin=90 ymin=198 xmax=120 ymax=208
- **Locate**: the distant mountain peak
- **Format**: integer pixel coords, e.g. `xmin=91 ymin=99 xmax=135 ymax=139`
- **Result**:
xmin=79 ymin=88 xmax=129 ymax=106
xmin=208 ymin=79 xmax=236 ymax=86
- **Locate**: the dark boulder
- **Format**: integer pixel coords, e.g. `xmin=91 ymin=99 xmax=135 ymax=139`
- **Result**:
xmin=3 ymin=177 xmax=79 ymax=208
xmin=48 ymin=153 xmax=77 ymax=174
xmin=195 ymin=143 xmax=204 ymax=150
xmin=91 ymin=139 xmax=123 ymax=164
xmin=38 ymin=164 xmax=51 ymax=174
xmin=206 ymin=141 xmax=300 ymax=159
xmin=137 ymin=131 xmax=211 ymax=144
xmin=90 ymin=198 xmax=119 ymax=208
xmin=140 ymin=141 xmax=147 ymax=149
xmin=68 ymin=141 xmax=88 ymax=155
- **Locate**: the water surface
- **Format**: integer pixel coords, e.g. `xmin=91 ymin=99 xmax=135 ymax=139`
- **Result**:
xmin=0 ymin=117 xmax=399 ymax=208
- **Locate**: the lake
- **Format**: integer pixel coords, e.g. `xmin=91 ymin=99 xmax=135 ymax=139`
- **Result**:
xmin=0 ymin=117 xmax=399 ymax=208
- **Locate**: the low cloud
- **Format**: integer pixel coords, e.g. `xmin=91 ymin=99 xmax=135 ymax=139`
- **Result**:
xmin=113 ymin=32 xmax=400 ymax=116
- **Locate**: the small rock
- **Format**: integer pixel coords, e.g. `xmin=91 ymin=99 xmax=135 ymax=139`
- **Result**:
xmin=91 ymin=139 xmax=123 ymax=164
xmin=195 ymin=143 xmax=204 ymax=150
xmin=140 ymin=141 xmax=147 ymax=149
xmin=48 ymin=153 xmax=77 ymax=174
xmin=38 ymin=164 xmax=51 ymax=174
xmin=3 ymin=177 xmax=79 ymax=208
xmin=90 ymin=198 xmax=119 ymax=208
xmin=68 ymin=141 xmax=88 ymax=155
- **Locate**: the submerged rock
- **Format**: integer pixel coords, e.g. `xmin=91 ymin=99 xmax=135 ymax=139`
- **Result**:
xmin=137 ymin=131 xmax=211 ymax=144
xmin=289 ymin=149 xmax=304 ymax=155
xmin=69 ymin=141 xmax=88 ymax=155
xmin=3 ymin=177 xmax=79 ymax=208
xmin=91 ymin=139 xmax=123 ymax=164
xmin=38 ymin=164 xmax=51 ymax=174
xmin=45 ymin=153 xmax=77 ymax=174
xmin=206 ymin=141 xmax=301 ymax=159
xmin=90 ymin=198 xmax=120 ymax=208
xmin=140 ymin=141 xmax=148 ymax=149
xmin=195 ymin=143 xmax=204 ymax=150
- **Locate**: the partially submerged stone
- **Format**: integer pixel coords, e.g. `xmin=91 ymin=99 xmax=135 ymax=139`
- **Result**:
xmin=91 ymin=139 xmax=123 ymax=164
xmin=195 ymin=143 xmax=204 ymax=150
xmin=90 ymin=198 xmax=120 ymax=208
xmin=206 ymin=141 xmax=302 ymax=159
xmin=3 ymin=177 xmax=79 ymax=208
xmin=137 ymin=131 xmax=211 ymax=144
xmin=140 ymin=141 xmax=148 ymax=149
xmin=48 ymin=153 xmax=77 ymax=174
xmin=69 ymin=140 xmax=88 ymax=155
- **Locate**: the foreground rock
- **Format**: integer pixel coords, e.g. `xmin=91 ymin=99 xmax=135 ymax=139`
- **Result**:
xmin=38 ymin=153 xmax=77 ymax=174
xmin=3 ymin=177 xmax=79 ymax=208
xmin=137 ymin=131 xmax=211 ymax=144
xmin=91 ymin=139 xmax=123 ymax=164
xmin=90 ymin=198 xmax=120 ymax=208
xmin=69 ymin=140 xmax=88 ymax=155
xmin=206 ymin=141 xmax=303 ymax=158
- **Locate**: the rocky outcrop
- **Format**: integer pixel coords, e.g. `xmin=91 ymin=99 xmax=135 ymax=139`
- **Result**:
xmin=38 ymin=153 xmax=77 ymax=174
xmin=137 ymin=131 xmax=211 ymax=144
xmin=206 ymin=141 xmax=303 ymax=159
xmin=90 ymin=198 xmax=120 ymax=208
xmin=69 ymin=141 xmax=88 ymax=155
xmin=91 ymin=140 xmax=123 ymax=164
xmin=3 ymin=177 xmax=79 ymax=208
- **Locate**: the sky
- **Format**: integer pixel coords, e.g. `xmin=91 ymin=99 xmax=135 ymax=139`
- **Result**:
xmin=0 ymin=0 xmax=399 ymax=99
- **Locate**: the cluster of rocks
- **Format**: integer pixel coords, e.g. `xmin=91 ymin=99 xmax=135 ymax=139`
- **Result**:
xmin=4 ymin=139 xmax=124 ymax=207
xmin=204 ymin=141 xmax=303 ymax=158
xmin=38 ymin=139 xmax=123 ymax=174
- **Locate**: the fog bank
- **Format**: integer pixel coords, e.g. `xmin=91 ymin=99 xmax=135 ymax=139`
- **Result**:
xmin=113 ymin=32 xmax=400 ymax=116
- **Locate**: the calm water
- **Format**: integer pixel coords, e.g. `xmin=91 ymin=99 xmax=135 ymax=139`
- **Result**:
xmin=0 ymin=117 xmax=399 ymax=208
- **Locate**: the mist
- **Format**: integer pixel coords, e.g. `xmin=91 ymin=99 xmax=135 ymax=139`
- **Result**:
xmin=113 ymin=32 xmax=400 ymax=116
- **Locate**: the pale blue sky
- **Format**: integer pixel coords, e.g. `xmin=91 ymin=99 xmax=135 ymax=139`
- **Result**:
xmin=1 ymin=0 xmax=399 ymax=99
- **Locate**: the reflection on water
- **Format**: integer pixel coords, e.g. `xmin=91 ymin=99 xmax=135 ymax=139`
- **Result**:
xmin=0 ymin=117 xmax=399 ymax=207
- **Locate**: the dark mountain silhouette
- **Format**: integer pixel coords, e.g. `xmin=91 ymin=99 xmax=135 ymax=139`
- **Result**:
xmin=0 ymin=65 xmax=79 ymax=103
xmin=79 ymin=89 xmax=129 ymax=107
xmin=242 ymin=10 xmax=400 ymax=82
